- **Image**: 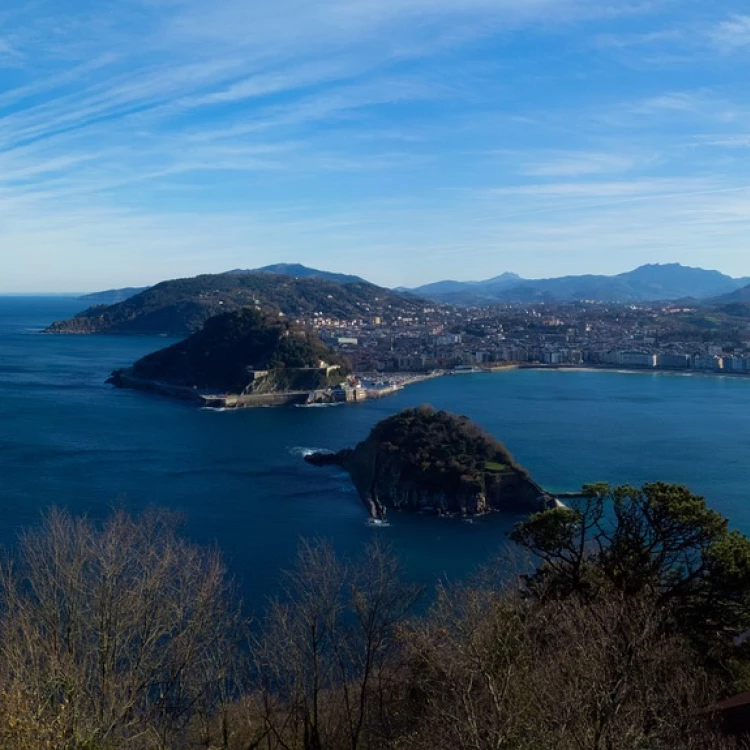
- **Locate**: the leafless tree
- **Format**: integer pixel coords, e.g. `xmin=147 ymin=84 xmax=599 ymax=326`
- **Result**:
xmin=401 ymin=581 xmax=733 ymax=750
xmin=0 ymin=508 xmax=245 ymax=750
xmin=250 ymin=540 xmax=421 ymax=750
xmin=0 ymin=509 xmax=741 ymax=750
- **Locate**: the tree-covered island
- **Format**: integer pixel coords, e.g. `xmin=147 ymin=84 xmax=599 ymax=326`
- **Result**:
xmin=110 ymin=308 xmax=350 ymax=403
xmin=306 ymin=406 xmax=558 ymax=519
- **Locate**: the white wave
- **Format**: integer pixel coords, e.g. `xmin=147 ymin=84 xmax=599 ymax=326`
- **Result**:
xmin=367 ymin=518 xmax=391 ymax=528
xmin=200 ymin=407 xmax=227 ymax=412
xmin=294 ymin=402 xmax=344 ymax=408
xmin=289 ymin=446 xmax=332 ymax=458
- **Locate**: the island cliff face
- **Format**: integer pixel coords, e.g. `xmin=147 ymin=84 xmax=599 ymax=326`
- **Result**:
xmin=306 ymin=407 xmax=556 ymax=519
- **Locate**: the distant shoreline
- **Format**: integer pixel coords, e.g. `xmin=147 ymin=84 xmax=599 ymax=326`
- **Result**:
xmin=109 ymin=361 xmax=750 ymax=409
xmin=424 ymin=362 xmax=750 ymax=382
xmin=515 ymin=363 xmax=750 ymax=380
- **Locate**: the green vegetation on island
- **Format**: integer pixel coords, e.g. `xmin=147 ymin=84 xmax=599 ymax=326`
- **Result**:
xmin=4 ymin=486 xmax=750 ymax=748
xmin=46 ymin=271 xmax=429 ymax=336
xmin=117 ymin=308 xmax=349 ymax=394
xmin=306 ymin=406 xmax=549 ymax=518
xmin=365 ymin=405 xmax=528 ymax=490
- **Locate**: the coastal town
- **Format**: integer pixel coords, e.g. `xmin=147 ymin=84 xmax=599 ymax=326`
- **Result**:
xmin=91 ymin=282 xmax=750 ymax=409
xmin=309 ymin=301 xmax=750 ymax=375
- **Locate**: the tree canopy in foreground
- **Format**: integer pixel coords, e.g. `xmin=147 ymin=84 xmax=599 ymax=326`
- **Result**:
xmin=511 ymin=482 xmax=750 ymax=662
xmin=0 ymin=484 xmax=749 ymax=749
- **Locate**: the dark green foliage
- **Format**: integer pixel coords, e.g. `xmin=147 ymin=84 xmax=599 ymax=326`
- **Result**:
xmin=132 ymin=308 xmax=348 ymax=392
xmin=511 ymin=482 xmax=750 ymax=664
xmin=46 ymin=272 xmax=429 ymax=335
xmin=250 ymin=263 xmax=365 ymax=284
xmin=367 ymin=405 xmax=526 ymax=496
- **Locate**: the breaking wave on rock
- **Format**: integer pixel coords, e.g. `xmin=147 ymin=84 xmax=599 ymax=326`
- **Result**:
xmin=289 ymin=446 xmax=333 ymax=458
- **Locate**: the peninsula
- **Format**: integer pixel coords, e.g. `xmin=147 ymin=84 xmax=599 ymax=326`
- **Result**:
xmin=110 ymin=308 xmax=354 ymax=407
xmin=305 ymin=406 xmax=561 ymax=519
xmin=110 ymin=308 xmax=440 ymax=407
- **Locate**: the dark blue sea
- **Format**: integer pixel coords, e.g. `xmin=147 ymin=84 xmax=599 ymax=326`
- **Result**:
xmin=3 ymin=296 xmax=750 ymax=605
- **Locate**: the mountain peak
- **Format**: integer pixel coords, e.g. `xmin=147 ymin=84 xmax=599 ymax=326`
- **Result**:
xmin=486 ymin=272 xmax=522 ymax=284
xmin=410 ymin=263 xmax=746 ymax=305
xmin=625 ymin=262 xmax=723 ymax=275
xmin=224 ymin=264 xmax=365 ymax=284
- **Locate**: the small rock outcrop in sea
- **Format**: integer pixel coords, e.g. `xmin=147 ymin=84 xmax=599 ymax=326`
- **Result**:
xmin=305 ymin=406 xmax=558 ymax=519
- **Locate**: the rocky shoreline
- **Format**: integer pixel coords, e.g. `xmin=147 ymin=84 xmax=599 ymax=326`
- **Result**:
xmin=305 ymin=407 xmax=567 ymax=520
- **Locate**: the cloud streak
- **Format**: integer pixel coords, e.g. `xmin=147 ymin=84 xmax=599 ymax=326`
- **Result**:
xmin=711 ymin=14 xmax=750 ymax=51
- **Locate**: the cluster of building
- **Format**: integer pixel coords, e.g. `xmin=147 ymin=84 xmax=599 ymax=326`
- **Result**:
xmin=299 ymin=301 xmax=750 ymax=377
xmin=590 ymin=352 xmax=750 ymax=373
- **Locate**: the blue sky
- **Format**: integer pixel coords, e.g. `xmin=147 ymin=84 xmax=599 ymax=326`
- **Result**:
xmin=2 ymin=0 xmax=750 ymax=292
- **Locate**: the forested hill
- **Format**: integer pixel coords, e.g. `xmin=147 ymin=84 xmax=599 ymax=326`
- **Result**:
xmin=46 ymin=273 xmax=429 ymax=335
xmin=307 ymin=406 xmax=545 ymax=518
xmin=125 ymin=308 xmax=348 ymax=393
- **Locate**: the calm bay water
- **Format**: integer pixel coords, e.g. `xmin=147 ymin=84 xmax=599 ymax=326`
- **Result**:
xmin=2 ymin=295 xmax=750 ymax=604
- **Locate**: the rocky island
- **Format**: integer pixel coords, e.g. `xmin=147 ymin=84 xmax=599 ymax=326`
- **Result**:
xmin=306 ymin=406 xmax=560 ymax=519
xmin=110 ymin=308 xmax=354 ymax=407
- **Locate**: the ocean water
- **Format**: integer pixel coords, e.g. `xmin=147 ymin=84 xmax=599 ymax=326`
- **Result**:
xmin=3 ymin=296 xmax=750 ymax=605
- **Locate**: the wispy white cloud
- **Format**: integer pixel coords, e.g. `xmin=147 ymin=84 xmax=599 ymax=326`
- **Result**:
xmin=594 ymin=28 xmax=684 ymax=50
xmin=0 ymin=35 xmax=22 ymax=64
xmin=588 ymin=11 xmax=750 ymax=70
xmin=186 ymin=61 xmax=360 ymax=107
xmin=2 ymin=0 xmax=750 ymax=290
xmin=637 ymin=92 xmax=702 ymax=113
xmin=699 ymin=135 xmax=750 ymax=149
xmin=482 ymin=177 xmax=722 ymax=203
xmin=711 ymin=14 xmax=750 ymax=51
xmin=518 ymin=151 xmax=644 ymax=177
xmin=597 ymin=90 xmax=748 ymax=131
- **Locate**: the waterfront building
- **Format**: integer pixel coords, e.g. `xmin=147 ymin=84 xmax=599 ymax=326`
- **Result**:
xmin=618 ymin=351 xmax=657 ymax=368
xmin=692 ymin=355 xmax=724 ymax=371
xmin=656 ymin=354 xmax=691 ymax=370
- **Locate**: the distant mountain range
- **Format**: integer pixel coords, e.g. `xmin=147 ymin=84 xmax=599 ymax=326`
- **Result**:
xmin=407 ymin=264 xmax=750 ymax=305
xmin=75 ymin=262 xmax=750 ymax=319
xmin=706 ymin=284 xmax=750 ymax=306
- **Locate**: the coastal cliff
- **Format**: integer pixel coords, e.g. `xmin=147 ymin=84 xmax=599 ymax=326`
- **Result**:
xmin=306 ymin=406 xmax=556 ymax=519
